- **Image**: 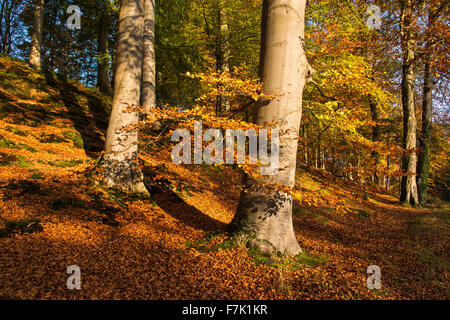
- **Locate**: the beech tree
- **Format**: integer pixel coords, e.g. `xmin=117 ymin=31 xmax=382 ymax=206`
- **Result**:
xmin=417 ymin=61 xmax=433 ymax=203
xmin=369 ymin=96 xmax=381 ymax=185
xmin=100 ymin=0 xmax=148 ymax=193
xmin=417 ymin=1 xmax=448 ymax=203
xmin=141 ymin=0 xmax=155 ymax=115
xmin=230 ymin=0 xmax=311 ymax=256
xmin=216 ymin=0 xmax=230 ymax=116
xmin=29 ymin=0 xmax=44 ymax=71
xmin=0 ymin=0 xmax=25 ymax=55
xmin=399 ymin=0 xmax=419 ymax=205
xmin=97 ymin=4 xmax=112 ymax=95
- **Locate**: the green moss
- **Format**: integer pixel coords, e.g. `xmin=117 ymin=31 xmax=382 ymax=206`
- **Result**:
xmin=4 ymin=126 xmax=27 ymax=136
xmin=291 ymin=252 xmax=329 ymax=269
xmin=247 ymin=246 xmax=279 ymax=267
xmin=356 ymin=209 xmax=371 ymax=218
xmin=183 ymin=186 xmax=194 ymax=197
xmin=185 ymin=231 xmax=234 ymax=253
xmin=0 ymin=135 xmax=18 ymax=148
xmin=19 ymin=143 xmax=37 ymax=153
xmin=248 ymin=246 xmax=328 ymax=271
xmin=401 ymin=201 xmax=413 ymax=208
xmin=100 ymin=186 xmax=157 ymax=208
xmin=105 ymin=188 xmax=129 ymax=208
xmin=62 ymin=131 xmax=84 ymax=149
xmin=17 ymin=155 xmax=32 ymax=168
xmin=0 ymin=219 xmax=43 ymax=237
xmin=0 ymin=134 xmax=37 ymax=153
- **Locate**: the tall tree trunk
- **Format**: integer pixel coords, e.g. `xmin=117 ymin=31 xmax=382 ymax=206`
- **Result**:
xmin=97 ymin=12 xmax=112 ymax=95
xmin=62 ymin=29 xmax=70 ymax=77
xmin=317 ymin=134 xmax=324 ymax=170
xmin=141 ymin=0 xmax=155 ymax=115
xmin=302 ymin=124 xmax=308 ymax=164
xmin=215 ymin=1 xmax=230 ymax=116
xmin=386 ymin=131 xmax=391 ymax=191
xmin=399 ymin=0 xmax=419 ymax=205
xmin=230 ymin=0 xmax=310 ymax=256
xmin=416 ymin=6 xmax=438 ymax=204
xmin=417 ymin=61 xmax=433 ymax=203
xmin=100 ymin=0 xmax=147 ymax=194
xmin=369 ymin=96 xmax=381 ymax=185
xmin=314 ymin=144 xmax=318 ymax=169
xmin=29 ymin=0 xmax=45 ymax=71
xmin=0 ymin=1 xmax=4 ymax=53
xmin=48 ymin=2 xmax=57 ymax=70
xmin=331 ymin=148 xmax=336 ymax=175
xmin=1 ymin=0 xmax=13 ymax=55
xmin=320 ymin=146 xmax=325 ymax=170
xmin=111 ymin=15 xmax=120 ymax=89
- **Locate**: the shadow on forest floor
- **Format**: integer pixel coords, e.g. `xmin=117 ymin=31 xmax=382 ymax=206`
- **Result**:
xmin=43 ymin=72 xmax=110 ymax=158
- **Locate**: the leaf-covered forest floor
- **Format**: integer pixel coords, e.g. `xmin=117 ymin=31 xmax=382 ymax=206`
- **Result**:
xmin=0 ymin=55 xmax=448 ymax=300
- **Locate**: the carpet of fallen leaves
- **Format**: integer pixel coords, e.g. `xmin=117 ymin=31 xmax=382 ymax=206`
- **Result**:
xmin=0 ymin=154 xmax=448 ymax=300
xmin=0 ymin=55 xmax=448 ymax=300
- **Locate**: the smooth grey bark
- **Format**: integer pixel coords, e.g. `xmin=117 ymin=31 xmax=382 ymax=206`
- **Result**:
xmin=399 ymin=0 xmax=419 ymax=205
xmin=216 ymin=1 xmax=230 ymax=116
xmin=317 ymin=133 xmax=323 ymax=170
xmin=417 ymin=61 xmax=433 ymax=203
xmin=97 ymin=12 xmax=112 ymax=95
xmin=385 ymin=131 xmax=391 ymax=190
xmin=141 ymin=0 xmax=156 ymax=115
xmin=331 ymin=148 xmax=336 ymax=175
xmin=101 ymin=0 xmax=148 ymax=194
xmin=320 ymin=145 xmax=325 ymax=170
xmin=369 ymin=96 xmax=381 ymax=185
xmin=314 ymin=144 xmax=318 ymax=169
xmin=302 ymin=124 xmax=308 ymax=164
xmin=29 ymin=0 xmax=45 ymax=71
xmin=417 ymin=5 xmax=440 ymax=204
xmin=230 ymin=0 xmax=310 ymax=256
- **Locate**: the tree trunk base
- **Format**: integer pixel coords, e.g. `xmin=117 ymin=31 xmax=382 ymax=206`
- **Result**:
xmin=99 ymin=155 xmax=149 ymax=195
xmin=230 ymin=189 xmax=302 ymax=256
